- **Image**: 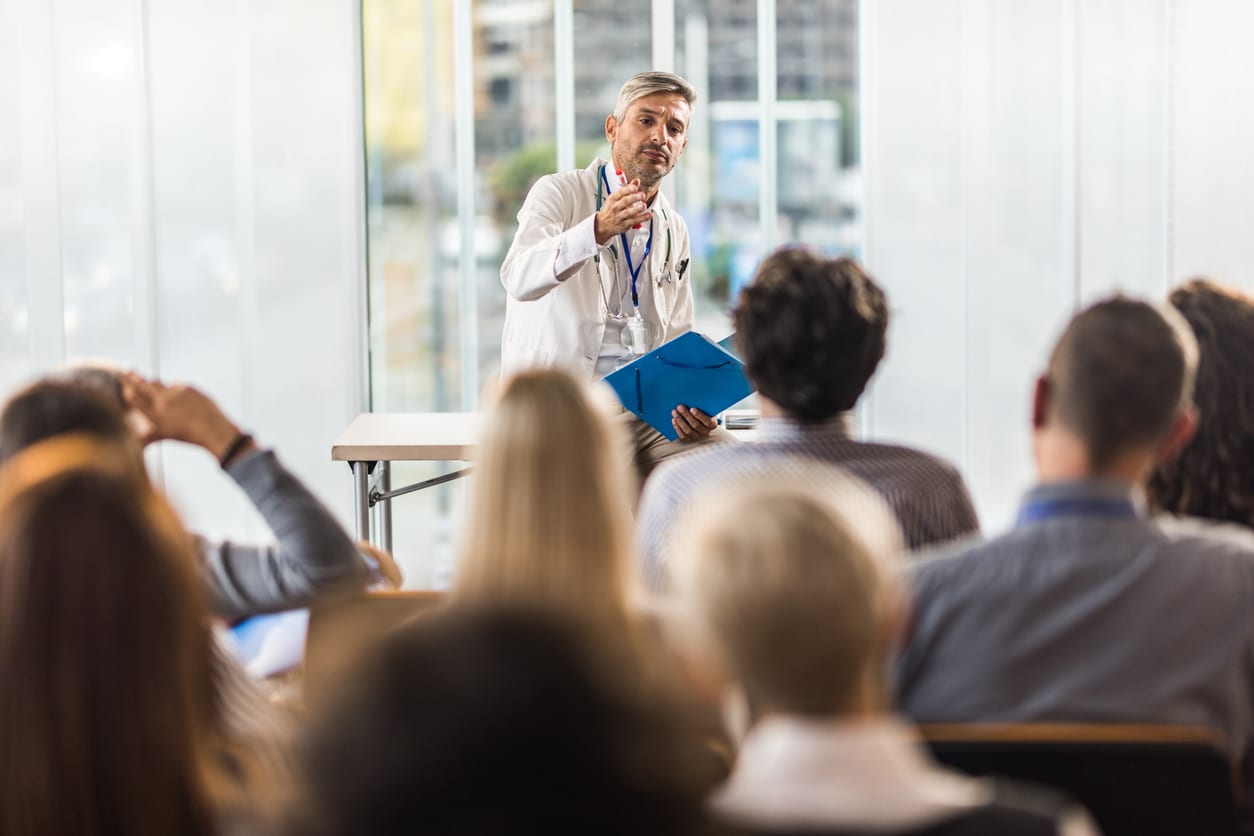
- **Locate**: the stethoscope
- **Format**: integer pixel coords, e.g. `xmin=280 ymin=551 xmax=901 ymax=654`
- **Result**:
xmin=593 ymin=164 xmax=680 ymax=294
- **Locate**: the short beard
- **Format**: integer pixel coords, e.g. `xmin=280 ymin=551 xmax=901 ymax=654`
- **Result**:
xmin=613 ymin=142 xmax=666 ymax=190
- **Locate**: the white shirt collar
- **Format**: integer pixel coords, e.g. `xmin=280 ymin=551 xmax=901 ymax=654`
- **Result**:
xmin=712 ymin=715 xmax=990 ymax=831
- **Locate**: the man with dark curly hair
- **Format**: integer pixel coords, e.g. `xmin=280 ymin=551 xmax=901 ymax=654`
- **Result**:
xmin=636 ymin=248 xmax=979 ymax=591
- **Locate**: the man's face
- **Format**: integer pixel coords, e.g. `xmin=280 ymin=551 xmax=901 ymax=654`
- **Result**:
xmin=606 ymin=92 xmax=691 ymax=188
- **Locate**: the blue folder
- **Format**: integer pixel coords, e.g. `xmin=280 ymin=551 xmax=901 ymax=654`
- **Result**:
xmin=604 ymin=331 xmax=754 ymax=441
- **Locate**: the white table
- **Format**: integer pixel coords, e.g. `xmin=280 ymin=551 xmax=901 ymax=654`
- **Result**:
xmin=332 ymin=411 xmax=757 ymax=549
xmin=332 ymin=413 xmax=483 ymax=550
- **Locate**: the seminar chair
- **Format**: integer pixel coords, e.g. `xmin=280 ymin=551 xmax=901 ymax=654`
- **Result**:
xmin=304 ymin=589 xmax=445 ymax=710
xmin=921 ymin=723 xmax=1240 ymax=836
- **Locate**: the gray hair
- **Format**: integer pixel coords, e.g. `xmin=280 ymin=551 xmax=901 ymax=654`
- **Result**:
xmin=612 ymin=71 xmax=698 ymax=122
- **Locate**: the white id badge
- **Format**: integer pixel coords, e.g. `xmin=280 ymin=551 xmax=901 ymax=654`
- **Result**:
xmin=622 ymin=313 xmax=648 ymax=356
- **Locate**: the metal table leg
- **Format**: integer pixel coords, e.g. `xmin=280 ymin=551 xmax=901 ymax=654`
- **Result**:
xmin=377 ymin=460 xmax=393 ymax=554
xmin=352 ymin=460 xmax=372 ymax=543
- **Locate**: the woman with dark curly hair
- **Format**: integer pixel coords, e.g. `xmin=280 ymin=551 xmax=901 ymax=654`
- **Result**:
xmin=1147 ymin=278 xmax=1254 ymax=527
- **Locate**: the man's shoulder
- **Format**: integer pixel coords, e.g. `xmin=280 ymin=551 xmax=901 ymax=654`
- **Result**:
xmin=651 ymin=437 xmax=963 ymax=487
xmin=910 ymin=513 xmax=1254 ymax=591
xmin=647 ymin=441 xmax=753 ymax=495
xmin=646 ymin=443 xmax=860 ymax=508
xmin=908 ymin=527 xmax=1035 ymax=588
xmin=530 ymin=166 xmax=595 ymax=196
xmin=846 ymin=438 xmax=966 ymax=480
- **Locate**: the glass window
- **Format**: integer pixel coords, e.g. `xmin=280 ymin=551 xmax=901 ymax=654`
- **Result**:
xmin=363 ymin=0 xmax=860 ymax=586
xmin=573 ymin=0 xmax=651 ymax=149
xmin=675 ymin=0 xmax=761 ymax=335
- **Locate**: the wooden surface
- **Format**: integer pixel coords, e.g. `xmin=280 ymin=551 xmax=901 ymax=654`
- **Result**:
xmin=919 ymin=723 xmax=1228 ymax=749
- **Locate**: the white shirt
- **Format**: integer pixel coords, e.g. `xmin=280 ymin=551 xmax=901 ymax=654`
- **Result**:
xmin=500 ymin=158 xmax=692 ymax=380
xmin=555 ymin=164 xmax=656 ymax=376
xmin=712 ymin=715 xmax=1098 ymax=835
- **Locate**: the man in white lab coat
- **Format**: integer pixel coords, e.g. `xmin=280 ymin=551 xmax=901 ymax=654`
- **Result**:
xmin=500 ymin=71 xmax=725 ymax=479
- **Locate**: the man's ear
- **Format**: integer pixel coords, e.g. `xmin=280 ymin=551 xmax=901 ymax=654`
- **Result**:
xmin=1031 ymin=374 xmax=1051 ymax=430
xmin=605 ymin=114 xmax=618 ymax=145
xmin=1155 ymin=406 xmax=1198 ymax=464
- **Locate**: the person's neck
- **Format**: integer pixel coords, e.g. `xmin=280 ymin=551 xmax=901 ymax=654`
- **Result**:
xmin=758 ymin=397 xmax=788 ymax=419
xmin=1033 ymin=428 xmax=1152 ymax=488
xmin=758 ymin=679 xmax=885 ymax=727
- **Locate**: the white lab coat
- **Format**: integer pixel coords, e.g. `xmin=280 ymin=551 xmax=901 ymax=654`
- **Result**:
xmin=499 ymin=158 xmax=694 ymax=380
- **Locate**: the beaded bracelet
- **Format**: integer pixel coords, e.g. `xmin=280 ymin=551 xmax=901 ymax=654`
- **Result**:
xmin=218 ymin=432 xmax=254 ymax=469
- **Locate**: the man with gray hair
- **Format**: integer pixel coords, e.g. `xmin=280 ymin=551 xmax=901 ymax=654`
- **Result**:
xmin=500 ymin=71 xmax=724 ymax=477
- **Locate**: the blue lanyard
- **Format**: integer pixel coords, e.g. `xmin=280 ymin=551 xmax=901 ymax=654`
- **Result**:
xmin=1016 ymin=496 xmax=1138 ymax=526
xmin=600 ymin=166 xmax=653 ymax=309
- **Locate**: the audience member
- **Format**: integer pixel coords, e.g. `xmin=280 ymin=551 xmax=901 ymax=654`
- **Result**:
xmin=672 ymin=470 xmax=1096 ymax=836
xmin=637 ymin=247 xmax=978 ymax=591
xmin=897 ymin=296 xmax=1254 ymax=810
xmin=456 ymin=368 xmax=638 ymax=630
xmin=454 ymin=368 xmax=731 ymax=784
xmin=0 ymin=436 xmax=275 ymax=835
xmin=0 ymin=370 xmax=372 ymax=618
xmin=0 ymin=374 xmax=353 ymax=800
xmin=1147 ymin=279 xmax=1254 ymax=530
xmin=291 ymin=607 xmax=710 ymax=836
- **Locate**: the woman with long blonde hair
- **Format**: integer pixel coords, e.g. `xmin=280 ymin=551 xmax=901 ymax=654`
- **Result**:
xmin=455 ymin=368 xmax=637 ymax=629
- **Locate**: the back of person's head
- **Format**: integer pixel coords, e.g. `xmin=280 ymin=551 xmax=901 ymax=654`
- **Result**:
xmin=0 ymin=436 xmax=215 ymax=836
xmin=674 ymin=466 xmax=903 ymax=717
xmin=0 ymin=379 xmax=134 ymax=464
xmin=1042 ymin=295 xmax=1198 ymax=471
xmin=295 ymin=607 xmax=706 ymax=836
xmin=734 ymin=248 xmax=888 ymax=422
xmin=1147 ymin=279 xmax=1254 ymax=527
xmin=456 ymin=369 xmax=636 ymax=626
xmin=46 ymin=361 xmax=128 ymax=408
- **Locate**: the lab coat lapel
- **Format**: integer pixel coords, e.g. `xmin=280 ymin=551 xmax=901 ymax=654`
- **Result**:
xmin=647 ymin=193 xmax=673 ymax=327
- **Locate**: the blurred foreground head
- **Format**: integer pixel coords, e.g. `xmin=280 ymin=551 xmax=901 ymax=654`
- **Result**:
xmin=1147 ymin=279 xmax=1254 ymax=527
xmin=457 ymin=368 xmax=636 ymax=626
xmin=296 ymin=607 xmax=706 ymax=836
xmin=674 ymin=465 xmax=904 ymax=718
xmin=0 ymin=436 xmax=216 ymax=836
xmin=0 ymin=377 xmax=137 ymax=465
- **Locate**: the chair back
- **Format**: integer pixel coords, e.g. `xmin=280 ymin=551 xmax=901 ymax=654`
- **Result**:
xmin=304 ymin=590 xmax=445 ymax=710
xmin=921 ymin=723 xmax=1240 ymax=836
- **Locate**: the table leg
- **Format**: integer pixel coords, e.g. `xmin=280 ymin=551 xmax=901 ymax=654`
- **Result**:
xmin=377 ymin=460 xmax=393 ymax=554
xmin=352 ymin=460 xmax=371 ymax=543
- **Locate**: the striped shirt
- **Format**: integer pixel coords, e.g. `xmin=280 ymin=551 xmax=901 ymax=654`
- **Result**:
xmin=635 ymin=414 xmax=980 ymax=591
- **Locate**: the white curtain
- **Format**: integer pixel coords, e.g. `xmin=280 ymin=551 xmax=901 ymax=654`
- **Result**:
xmin=0 ymin=0 xmax=366 ymax=539
xmin=863 ymin=0 xmax=1254 ymax=529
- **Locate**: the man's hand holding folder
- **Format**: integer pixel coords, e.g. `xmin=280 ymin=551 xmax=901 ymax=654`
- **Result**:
xmin=671 ymin=404 xmax=718 ymax=440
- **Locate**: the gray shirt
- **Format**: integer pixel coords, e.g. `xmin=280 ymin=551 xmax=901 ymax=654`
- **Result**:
xmin=197 ymin=448 xmax=367 ymax=620
xmin=636 ymin=414 xmax=980 ymax=591
xmin=898 ymin=479 xmax=1254 ymax=770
